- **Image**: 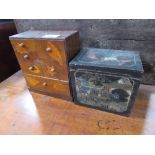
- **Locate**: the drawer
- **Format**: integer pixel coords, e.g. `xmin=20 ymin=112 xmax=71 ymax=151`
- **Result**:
xmin=10 ymin=39 xmax=44 ymax=76
xmin=10 ymin=39 xmax=37 ymax=62
xmin=21 ymin=60 xmax=44 ymax=76
xmin=24 ymin=74 xmax=71 ymax=98
xmin=11 ymin=39 xmax=69 ymax=80
xmin=35 ymin=40 xmax=67 ymax=66
xmin=40 ymin=59 xmax=68 ymax=81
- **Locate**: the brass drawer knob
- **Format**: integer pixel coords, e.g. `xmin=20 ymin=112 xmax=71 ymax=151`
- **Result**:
xmin=50 ymin=67 xmax=55 ymax=72
xmin=42 ymin=82 xmax=47 ymax=86
xmin=46 ymin=47 xmax=52 ymax=52
xmin=18 ymin=43 xmax=24 ymax=47
xmin=23 ymin=54 xmax=29 ymax=59
xmin=28 ymin=66 xmax=34 ymax=71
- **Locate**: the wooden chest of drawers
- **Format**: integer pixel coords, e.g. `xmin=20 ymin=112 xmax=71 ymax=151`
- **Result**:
xmin=9 ymin=30 xmax=80 ymax=101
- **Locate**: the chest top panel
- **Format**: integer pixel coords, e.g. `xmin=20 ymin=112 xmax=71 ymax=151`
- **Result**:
xmin=69 ymin=47 xmax=144 ymax=77
xmin=9 ymin=30 xmax=78 ymax=40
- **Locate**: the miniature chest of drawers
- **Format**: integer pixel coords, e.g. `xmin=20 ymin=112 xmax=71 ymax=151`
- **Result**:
xmin=69 ymin=48 xmax=144 ymax=115
xmin=9 ymin=30 xmax=80 ymax=101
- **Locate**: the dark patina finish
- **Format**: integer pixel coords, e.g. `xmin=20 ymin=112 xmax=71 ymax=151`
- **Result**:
xmin=69 ymin=47 xmax=144 ymax=115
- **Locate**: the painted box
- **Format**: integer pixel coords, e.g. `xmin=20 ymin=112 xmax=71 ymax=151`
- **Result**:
xmin=69 ymin=48 xmax=144 ymax=115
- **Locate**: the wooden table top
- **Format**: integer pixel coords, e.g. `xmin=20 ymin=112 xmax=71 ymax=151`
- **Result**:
xmin=0 ymin=71 xmax=155 ymax=135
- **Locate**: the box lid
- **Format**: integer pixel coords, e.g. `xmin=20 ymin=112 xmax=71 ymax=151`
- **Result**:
xmin=9 ymin=30 xmax=78 ymax=40
xmin=69 ymin=47 xmax=144 ymax=79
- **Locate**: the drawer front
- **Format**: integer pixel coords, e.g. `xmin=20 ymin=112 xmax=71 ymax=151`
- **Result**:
xmin=24 ymin=74 xmax=71 ymax=98
xmin=41 ymin=59 xmax=68 ymax=81
xmin=11 ymin=39 xmax=69 ymax=80
xmin=35 ymin=40 xmax=67 ymax=66
xmin=10 ymin=39 xmax=44 ymax=76
xmin=10 ymin=39 xmax=37 ymax=63
xmin=21 ymin=60 xmax=44 ymax=75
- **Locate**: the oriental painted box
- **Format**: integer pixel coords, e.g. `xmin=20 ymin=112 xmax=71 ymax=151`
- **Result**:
xmin=69 ymin=48 xmax=144 ymax=115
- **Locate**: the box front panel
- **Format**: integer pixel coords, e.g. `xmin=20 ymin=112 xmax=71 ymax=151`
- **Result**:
xmin=72 ymin=69 xmax=135 ymax=114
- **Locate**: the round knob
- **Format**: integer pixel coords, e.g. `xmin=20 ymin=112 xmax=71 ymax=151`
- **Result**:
xmin=28 ymin=66 xmax=34 ymax=71
xmin=46 ymin=47 xmax=52 ymax=52
xmin=50 ymin=67 xmax=55 ymax=72
xmin=23 ymin=54 xmax=29 ymax=59
xmin=42 ymin=82 xmax=47 ymax=86
xmin=18 ymin=43 xmax=24 ymax=47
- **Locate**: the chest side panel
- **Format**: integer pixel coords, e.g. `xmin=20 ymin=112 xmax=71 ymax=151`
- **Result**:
xmin=65 ymin=32 xmax=80 ymax=61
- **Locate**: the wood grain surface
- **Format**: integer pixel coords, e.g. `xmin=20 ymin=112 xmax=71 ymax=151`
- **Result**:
xmin=24 ymin=73 xmax=71 ymax=101
xmin=0 ymin=71 xmax=155 ymax=135
xmin=10 ymin=39 xmax=69 ymax=80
